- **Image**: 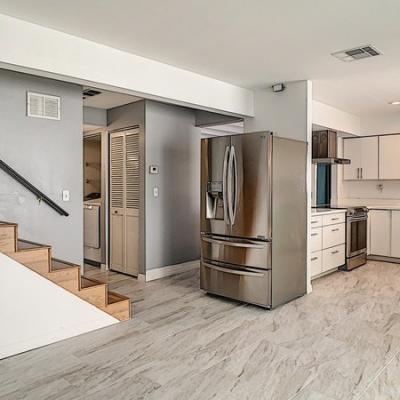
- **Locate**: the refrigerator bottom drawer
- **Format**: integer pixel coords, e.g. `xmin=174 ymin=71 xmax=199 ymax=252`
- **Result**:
xmin=200 ymin=261 xmax=271 ymax=307
xmin=201 ymin=235 xmax=271 ymax=270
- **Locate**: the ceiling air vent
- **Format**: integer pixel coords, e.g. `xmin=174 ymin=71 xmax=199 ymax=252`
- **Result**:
xmin=83 ymin=89 xmax=101 ymax=99
xmin=332 ymin=45 xmax=382 ymax=62
xmin=27 ymin=92 xmax=61 ymax=120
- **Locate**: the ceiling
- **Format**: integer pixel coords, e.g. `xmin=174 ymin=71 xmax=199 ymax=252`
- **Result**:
xmin=83 ymin=88 xmax=141 ymax=109
xmin=1 ymin=0 xmax=400 ymax=115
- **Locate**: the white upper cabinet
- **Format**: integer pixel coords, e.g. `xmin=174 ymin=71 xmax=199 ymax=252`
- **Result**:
xmin=343 ymin=138 xmax=361 ymax=180
xmin=343 ymin=136 xmax=379 ymax=180
xmin=379 ymin=135 xmax=400 ymax=180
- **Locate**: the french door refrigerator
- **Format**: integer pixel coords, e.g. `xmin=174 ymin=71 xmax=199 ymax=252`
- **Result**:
xmin=200 ymin=132 xmax=307 ymax=308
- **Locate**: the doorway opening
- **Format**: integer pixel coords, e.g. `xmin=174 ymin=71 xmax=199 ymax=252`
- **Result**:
xmin=82 ymin=87 xmax=143 ymax=279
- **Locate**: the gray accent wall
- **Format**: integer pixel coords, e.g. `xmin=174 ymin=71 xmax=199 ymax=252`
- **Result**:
xmin=145 ymin=101 xmax=201 ymax=270
xmin=0 ymin=69 xmax=83 ymax=264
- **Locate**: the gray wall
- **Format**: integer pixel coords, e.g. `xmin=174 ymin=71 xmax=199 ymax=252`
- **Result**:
xmin=0 ymin=69 xmax=83 ymax=264
xmin=145 ymin=101 xmax=201 ymax=270
xmin=83 ymin=106 xmax=107 ymax=126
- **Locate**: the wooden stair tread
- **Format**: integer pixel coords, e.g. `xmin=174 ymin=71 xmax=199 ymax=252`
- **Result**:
xmin=81 ymin=276 xmax=105 ymax=289
xmin=51 ymin=258 xmax=79 ymax=271
xmin=18 ymin=239 xmax=50 ymax=251
xmin=108 ymin=291 xmax=129 ymax=304
xmin=0 ymin=221 xmax=17 ymax=227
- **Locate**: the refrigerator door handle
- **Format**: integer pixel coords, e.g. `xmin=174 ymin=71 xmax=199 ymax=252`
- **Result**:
xmin=227 ymin=145 xmax=235 ymax=225
xmin=202 ymin=262 xmax=266 ymax=277
xmin=231 ymin=145 xmax=238 ymax=225
xmin=222 ymin=146 xmax=230 ymax=224
xmin=202 ymin=235 xmax=268 ymax=249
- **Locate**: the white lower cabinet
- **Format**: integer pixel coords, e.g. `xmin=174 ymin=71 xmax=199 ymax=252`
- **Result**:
xmin=322 ymin=223 xmax=345 ymax=249
xmin=391 ymin=211 xmax=400 ymax=258
xmin=310 ymin=251 xmax=322 ymax=276
xmin=369 ymin=210 xmax=391 ymax=257
xmin=310 ymin=212 xmax=346 ymax=279
xmin=369 ymin=209 xmax=400 ymax=258
xmin=322 ymin=245 xmax=346 ymax=272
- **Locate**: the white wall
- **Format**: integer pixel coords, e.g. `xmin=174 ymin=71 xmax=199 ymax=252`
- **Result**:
xmin=0 ymin=253 xmax=117 ymax=359
xmin=360 ymin=112 xmax=400 ymax=135
xmin=313 ymin=100 xmax=361 ymax=135
xmin=0 ymin=14 xmax=253 ymax=118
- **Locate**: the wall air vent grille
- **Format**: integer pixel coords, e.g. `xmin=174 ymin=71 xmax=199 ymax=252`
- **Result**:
xmin=332 ymin=45 xmax=382 ymax=62
xmin=27 ymin=92 xmax=61 ymax=120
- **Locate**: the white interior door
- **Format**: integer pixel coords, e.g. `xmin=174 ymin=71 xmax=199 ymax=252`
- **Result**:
xmin=110 ymin=130 xmax=140 ymax=276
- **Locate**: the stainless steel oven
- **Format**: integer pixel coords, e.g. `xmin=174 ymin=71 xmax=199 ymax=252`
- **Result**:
xmin=344 ymin=207 xmax=368 ymax=270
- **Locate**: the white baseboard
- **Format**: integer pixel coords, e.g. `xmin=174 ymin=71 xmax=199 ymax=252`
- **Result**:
xmin=146 ymin=260 xmax=200 ymax=282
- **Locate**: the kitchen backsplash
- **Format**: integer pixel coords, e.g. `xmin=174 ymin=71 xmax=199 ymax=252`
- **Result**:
xmin=339 ymin=180 xmax=400 ymax=201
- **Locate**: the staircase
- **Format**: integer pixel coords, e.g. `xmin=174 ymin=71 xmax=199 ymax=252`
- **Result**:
xmin=0 ymin=221 xmax=131 ymax=321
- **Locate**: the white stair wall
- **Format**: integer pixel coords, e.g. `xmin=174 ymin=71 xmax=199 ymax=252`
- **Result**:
xmin=0 ymin=253 xmax=118 ymax=359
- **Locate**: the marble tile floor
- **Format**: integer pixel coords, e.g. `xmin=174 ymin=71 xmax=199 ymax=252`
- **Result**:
xmin=2 ymin=261 xmax=400 ymax=399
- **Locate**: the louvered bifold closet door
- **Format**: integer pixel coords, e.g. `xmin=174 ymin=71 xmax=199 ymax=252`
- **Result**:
xmin=110 ymin=133 xmax=126 ymax=273
xmin=125 ymin=133 xmax=139 ymax=276
xmin=110 ymin=130 xmax=140 ymax=276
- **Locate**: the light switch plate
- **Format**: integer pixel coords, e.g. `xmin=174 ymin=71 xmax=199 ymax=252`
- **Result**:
xmin=153 ymin=186 xmax=159 ymax=198
xmin=62 ymin=190 xmax=70 ymax=202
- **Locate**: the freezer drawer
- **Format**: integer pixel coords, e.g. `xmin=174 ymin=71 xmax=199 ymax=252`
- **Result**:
xmin=201 ymin=234 xmax=271 ymax=269
xmin=200 ymin=260 xmax=271 ymax=307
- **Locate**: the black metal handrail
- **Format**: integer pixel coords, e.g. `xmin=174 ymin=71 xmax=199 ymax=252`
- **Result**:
xmin=0 ymin=159 xmax=69 ymax=217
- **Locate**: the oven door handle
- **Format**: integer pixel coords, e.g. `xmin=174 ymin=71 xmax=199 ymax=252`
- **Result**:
xmin=348 ymin=217 xmax=368 ymax=222
xmin=202 ymin=262 xmax=265 ymax=277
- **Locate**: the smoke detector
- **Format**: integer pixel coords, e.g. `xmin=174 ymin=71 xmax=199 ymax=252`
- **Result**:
xmin=332 ymin=45 xmax=382 ymax=62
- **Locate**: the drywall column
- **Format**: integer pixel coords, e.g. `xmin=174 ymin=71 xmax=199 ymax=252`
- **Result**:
xmin=145 ymin=101 xmax=201 ymax=273
xmin=0 ymin=69 xmax=83 ymax=264
xmin=244 ymin=81 xmax=313 ymax=293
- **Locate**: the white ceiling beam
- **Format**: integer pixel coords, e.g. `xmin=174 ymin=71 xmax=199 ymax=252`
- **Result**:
xmin=0 ymin=14 xmax=254 ymax=117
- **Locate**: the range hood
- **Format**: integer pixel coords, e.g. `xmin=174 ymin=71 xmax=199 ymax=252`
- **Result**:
xmin=312 ymin=130 xmax=351 ymax=165
xmin=312 ymin=157 xmax=350 ymax=165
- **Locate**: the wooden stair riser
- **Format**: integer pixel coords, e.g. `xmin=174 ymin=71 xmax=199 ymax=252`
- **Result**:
xmin=44 ymin=268 xmax=80 ymax=292
xmin=9 ymin=248 xmax=51 ymax=274
xmin=106 ymin=300 xmax=131 ymax=321
xmin=0 ymin=225 xmax=17 ymax=253
xmin=78 ymin=285 xmax=107 ymax=308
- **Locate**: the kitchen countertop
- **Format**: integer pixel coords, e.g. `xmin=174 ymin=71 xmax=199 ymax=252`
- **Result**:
xmin=311 ymin=208 xmax=347 ymax=216
xmin=367 ymin=205 xmax=400 ymax=211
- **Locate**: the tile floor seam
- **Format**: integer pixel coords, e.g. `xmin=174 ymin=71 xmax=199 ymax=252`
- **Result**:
xmin=352 ymin=349 xmax=399 ymax=400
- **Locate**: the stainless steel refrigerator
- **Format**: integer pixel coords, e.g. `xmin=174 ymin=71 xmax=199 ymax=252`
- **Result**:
xmin=200 ymin=131 xmax=307 ymax=308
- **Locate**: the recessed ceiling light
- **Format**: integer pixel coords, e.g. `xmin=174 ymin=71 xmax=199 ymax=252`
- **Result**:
xmin=389 ymin=101 xmax=400 ymax=105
